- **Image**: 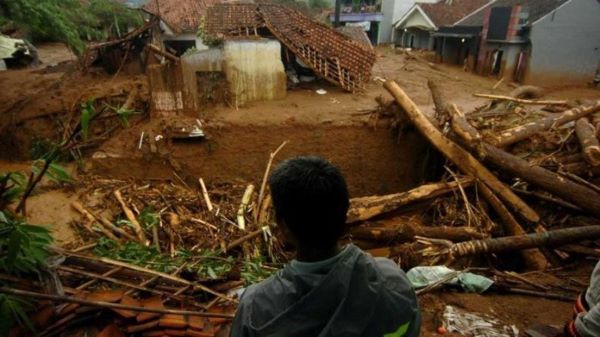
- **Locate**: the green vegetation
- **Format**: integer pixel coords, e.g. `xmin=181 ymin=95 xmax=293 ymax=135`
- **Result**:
xmin=0 ymin=0 xmax=143 ymax=55
xmin=0 ymin=212 xmax=53 ymax=335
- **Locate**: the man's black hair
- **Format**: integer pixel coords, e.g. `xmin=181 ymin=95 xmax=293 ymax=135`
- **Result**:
xmin=268 ymin=156 xmax=349 ymax=248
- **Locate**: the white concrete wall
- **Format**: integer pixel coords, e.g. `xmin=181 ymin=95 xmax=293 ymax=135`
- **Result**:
xmin=223 ymin=40 xmax=287 ymax=106
xmin=159 ymin=20 xmax=209 ymax=51
xmin=528 ymin=0 xmax=600 ymax=85
xmin=379 ymin=0 xmax=415 ymax=44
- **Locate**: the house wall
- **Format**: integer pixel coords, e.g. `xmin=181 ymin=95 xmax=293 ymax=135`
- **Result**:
xmin=527 ymin=0 xmax=600 ymax=86
xmin=223 ymin=40 xmax=287 ymax=106
xmin=483 ymin=42 xmax=524 ymax=77
xmin=402 ymin=8 xmax=432 ymax=29
xmin=181 ymin=48 xmax=224 ymax=112
xmin=379 ymin=0 xmax=415 ymax=44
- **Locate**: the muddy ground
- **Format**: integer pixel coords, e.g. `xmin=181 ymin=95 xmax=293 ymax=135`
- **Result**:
xmin=1 ymin=43 xmax=600 ymax=336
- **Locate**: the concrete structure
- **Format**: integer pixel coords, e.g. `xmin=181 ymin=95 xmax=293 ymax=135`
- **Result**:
xmin=378 ymin=0 xmax=418 ymax=45
xmin=526 ymin=0 xmax=600 ymax=85
xmin=180 ymin=40 xmax=286 ymax=110
xmin=448 ymin=0 xmax=600 ymax=85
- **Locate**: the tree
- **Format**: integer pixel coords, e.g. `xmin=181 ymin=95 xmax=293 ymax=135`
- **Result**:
xmin=0 ymin=0 xmax=142 ymax=55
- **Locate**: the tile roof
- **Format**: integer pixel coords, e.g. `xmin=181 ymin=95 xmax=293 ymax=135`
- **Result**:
xmin=143 ymin=0 xmax=223 ymax=33
xmin=419 ymin=0 xmax=492 ymax=27
xmin=458 ymin=0 xmax=570 ymax=26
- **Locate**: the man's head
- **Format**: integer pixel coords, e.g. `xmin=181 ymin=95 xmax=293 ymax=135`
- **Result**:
xmin=269 ymin=156 xmax=349 ymax=249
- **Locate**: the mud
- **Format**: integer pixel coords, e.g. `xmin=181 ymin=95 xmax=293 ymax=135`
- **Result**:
xmin=93 ymin=123 xmax=430 ymax=197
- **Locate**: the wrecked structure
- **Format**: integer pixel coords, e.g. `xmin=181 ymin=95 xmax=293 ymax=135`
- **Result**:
xmin=204 ymin=3 xmax=376 ymax=93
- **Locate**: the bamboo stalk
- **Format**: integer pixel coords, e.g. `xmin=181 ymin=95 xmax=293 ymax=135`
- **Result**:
xmin=198 ymin=178 xmax=214 ymax=212
xmin=0 ymin=287 xmax=234 ymax=318
xmin=226 ymin=227 xmax=265 ymax=252
xmin=72 ymin=202 xmax=138 ymax=242
xmin=255 ymin=141 xmax=288 ymax=221
xmin=237 ymin=184 xmax=255 ymax=230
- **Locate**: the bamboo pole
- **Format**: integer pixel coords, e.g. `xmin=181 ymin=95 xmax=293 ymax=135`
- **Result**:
xmin=237 ymin=184 xmax=255 ymax=230
xmin=255 ymin=141 xmax=288 ymax=221
xmin=381 ymin=79 xmax=540 ymax=223
xmin=71 ymin=202 xmax=138 ymax=242
xmin=473 ymin=93 xmax=568 ymax=105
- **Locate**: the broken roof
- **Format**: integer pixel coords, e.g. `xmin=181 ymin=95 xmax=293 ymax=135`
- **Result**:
xmin=420 ymin=0 xmax=492 ymax=27
xmin=143 ymin=0 xmax=222 ymax=33
xmin=457 ymin=0 xmax=570 ymax=26
xmin=336 ymin=26 xmax=373 ymax=50
xmin=205 ymin=4 xmax=376 ymax=92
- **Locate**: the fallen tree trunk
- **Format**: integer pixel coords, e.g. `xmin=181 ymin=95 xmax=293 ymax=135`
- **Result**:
xmin=449 ymin=106 xmax=600 ymax=217
xmin=347 ymin=179 xmax=472 ymax=223
xmin=450 ymin=225 xmax=600 ymax=258
xmin=382 ymin=79 xmax=540 ymax=223
xmin=575 ymin=118 xmax=600 ymax=167
xmin=473 ymin=93 xmax=567 ymax=105
xmin=477 ymin=182 xmax=548 ymax=270
xmin=494 ymin=100 xmax=600 ymax=147
xmin=349 ymin=222 xmax=487 ymax=242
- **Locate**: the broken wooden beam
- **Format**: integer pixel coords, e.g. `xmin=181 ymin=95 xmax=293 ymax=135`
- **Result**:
xmin=347 ymin=179 xmax=472 ymax=223
xmin=575 ymin=118 xmax=600 ymax=167
xmin=349 ymin=223 xmax=487 ymax=242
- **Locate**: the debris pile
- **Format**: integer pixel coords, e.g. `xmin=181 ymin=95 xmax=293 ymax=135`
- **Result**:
xmin=344 ymin=79 xmax=600 ymax=274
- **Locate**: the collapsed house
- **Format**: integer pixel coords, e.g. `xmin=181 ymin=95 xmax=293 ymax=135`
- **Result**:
xmin=200 ymin=3 xmax=376 ymax=92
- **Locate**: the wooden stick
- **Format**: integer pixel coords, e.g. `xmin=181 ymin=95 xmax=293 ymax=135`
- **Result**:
xmin=198 ymin=178 xmax=214 ymax=212
xmin=71 ymin=202 xmax=138 ymax=242
xmin=347 ymin=179 xmax=473 ymax=223
xmin=477 ymin=183 xmax=548 ymax=270
xmin=492 ymin=77 xmax=504 ymax=90
xmin=255 ymin=141 xmax=288 ymax=221
xmin=575 ymin=118 xmax=600 ymax=167
xmin=0 ymin=287 xmax=234 ymax=318
xmin=502 ymin=287 xmax=573 ymax=302
xmin=71 ymin=202 xmax=121 ymax=243
xmin=226 ymin=228 xmax=265 ymax=252
xmin=114 ymin=190 xmax=148 ymax=244
xmin=57 ymin=250 xmax=236 ymax=303
xmin=146 ymin=43 xmax=179 ymax=63
xmin=494 ymin=101 xmax=600 ymax=147
xmin=237 ymin=184 xmax=255 ymax=230
xmin=350 ymin=223 xmax=486 ymax=242
xmin=382 ymin=79 xmax=540 ymax=223
xmin=473 ymin=93 xmax=568 ymax=105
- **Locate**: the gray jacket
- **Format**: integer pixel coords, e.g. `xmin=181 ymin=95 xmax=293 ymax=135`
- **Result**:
xmin=231 ymin=245 xmax=420 ymax=337
xmin=576 ymin=260 xmax=600 ymax=337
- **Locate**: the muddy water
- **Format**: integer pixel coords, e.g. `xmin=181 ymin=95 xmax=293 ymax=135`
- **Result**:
xmin=91 ymin=124 xmax=430 ymax=197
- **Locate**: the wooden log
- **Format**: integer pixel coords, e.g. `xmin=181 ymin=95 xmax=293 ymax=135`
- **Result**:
xmin=146 ymin=44 xmax=179 ymax=63
xmin=114 ymin=190 xmax=148 ymax=244
xmin=450 ymin=225 xmax=600 ymax=258
xmin=494 ymin=100 xmax=600 ymax=147
xmin=477 ymin=182 xmax=548 ymax=270
xmin=347 ymin=179 xmax=472 ymax=224
xmin=349 ymin=223 xmax=487 ymax=242
xmin=473 ymin=93 xmax=568 ymax=105
xmin=382 ymin=79 xmax=540 ymax=223
xmin=575 ymin=118 xmax=600 ymax=167
xmin=449 ymin=107 xmax=600 ymax=217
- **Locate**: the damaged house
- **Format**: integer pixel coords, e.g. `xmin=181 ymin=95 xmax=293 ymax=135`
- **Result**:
xmin=143 ymin=0 xmax=222 ymax=56
xmin=171 ymin=3 xmax=376 ymax=111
